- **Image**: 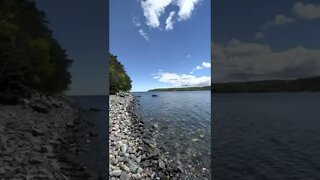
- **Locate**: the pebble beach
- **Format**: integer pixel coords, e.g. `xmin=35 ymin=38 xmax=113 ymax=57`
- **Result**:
xmin=109 ymin=92 xmax=185 ymax=180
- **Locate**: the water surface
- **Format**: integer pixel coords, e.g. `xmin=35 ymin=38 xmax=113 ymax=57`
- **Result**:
xmin=134 ymin=91 xmax=211 ymax=178
xmin=72 ymin=95 xmax=108 ymax=179
xmin=213 ymin=92 xmax=320 ymax=179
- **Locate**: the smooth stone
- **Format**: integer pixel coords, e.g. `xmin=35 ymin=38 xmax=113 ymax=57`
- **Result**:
xmin=121 ymin=144 xmax=128 ymax=154
xmin=120 ymin=164 xmax=130 ymax=173
xmin=136 ymin=155 xmax=141 ymax=163
xmin=137 ymin=168 xmax=143 ymax=174
xmin=110 ymin=158 xmax=118 ymax=165
xmin=192 ymin=138 xmax=199 ymax=142
xmin=111 ymin=170 xmax=122 ymax=177
xmin=158 ymin=159 xmax=165 ymax=169
xmin=120 ymin=172 xmax=130 ymax=180
xmin=127 ymin=160 xmax=139 ymax=173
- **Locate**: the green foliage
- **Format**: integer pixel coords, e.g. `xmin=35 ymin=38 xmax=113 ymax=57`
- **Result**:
xmin=0 ymin=0 xmax=72 ymax=95
xmin=109 ymin=54 xmax=132 ymax=94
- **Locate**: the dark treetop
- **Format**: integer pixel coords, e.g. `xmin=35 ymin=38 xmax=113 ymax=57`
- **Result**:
xmin=0 ymin=0 xmax=72 ymax=100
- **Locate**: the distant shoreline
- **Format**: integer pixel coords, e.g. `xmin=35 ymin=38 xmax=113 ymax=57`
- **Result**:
xmin=147 ymin=76 xmax=320 ymax=93
xmin=148 ymin=86 xmax=211 ymax=92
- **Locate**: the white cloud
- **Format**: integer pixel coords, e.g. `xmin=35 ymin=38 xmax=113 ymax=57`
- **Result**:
xmin=139 ymin=0 xmax=200 ymax=29
xmin=176 ymin=0 xmax=201 ymax=21
xmin=292 ymin=2 xmax=320 ymax=20
xmin=273 ymin=14 xmax=295 ymax=25
xmin=165 ymin=11 xmax=176 ymax=30
xmin=138 ymin=29 xmax=149 ymax=41
xmin=153 ymin=71 xmax=210 ymax=87
xmin=140 ymin=0 xmax=173 ymax=28
xmin=190 ymin=61 xmax=211 ymax=73
xmin=202 ymin=62 xmax=211 ymax=68
xmin=213 ymin=40 xmax=320 ymax=82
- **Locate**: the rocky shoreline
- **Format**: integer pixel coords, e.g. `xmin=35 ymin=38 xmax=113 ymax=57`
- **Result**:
xmin=109 ymin=92 xmax=185 ymax=180
xmin=0 ymin=91 xmax=99 ymax=179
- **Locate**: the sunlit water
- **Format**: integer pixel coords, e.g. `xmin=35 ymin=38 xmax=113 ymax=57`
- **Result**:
xmin=213 ymin=92 xmax=320 ymax=179
xmin=133 ymin=91 xmax=211 ymax=178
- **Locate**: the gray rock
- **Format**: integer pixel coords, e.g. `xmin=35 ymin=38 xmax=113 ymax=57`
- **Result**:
xmin=152 ymin=123 xmax=159 ymax=129
xmin=150 ymin=148 xmax=160 ymax=157
xmin=121 ymin=144 xmax=128 ymax=154
xmin=127 ymin=160 xmax=139 ymax=173
xmin=136 ymin=155 xmax=141 ymax=163
xmin=31 ymin=103 xmax=48 ymax=113
xmin=32 ymin=128 xmax=44 ymax=136
xmin=120 ymin=164 xmax=130 ymax=173
xmin=110 ymin=157 xmax=118 ymax=165
xmin=158 ymin=159 xmax=165 ymax=169
xmin=120 ymin=172 xmax=130 ymax=180
xmin=111 ymin=170 xmax=122 ymax=177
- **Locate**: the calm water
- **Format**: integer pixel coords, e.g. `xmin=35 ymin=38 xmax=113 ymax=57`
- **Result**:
xmin=213 ymin=92 xmax=320 ymax=179
xmin=72 ymin=95 xmax=108 ymax=180
xmin=134 ymin=91 xmax=211 ymax=177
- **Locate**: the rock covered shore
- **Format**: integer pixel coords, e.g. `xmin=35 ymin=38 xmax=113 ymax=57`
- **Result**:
xmin=0 ymin=91 xmax=98 ymax=179
xmin=109 ymin=92 xmax=185 ymax=180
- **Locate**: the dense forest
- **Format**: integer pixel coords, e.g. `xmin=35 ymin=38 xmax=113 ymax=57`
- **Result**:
xmin=109 ymin=54 xmax=132 ymax=94
xmin=149 ymin=86 xmax=211 ymax=92
xmin=0 ymin=0 xmax=72 ymax=100
xmin=213 ymin=76 xmax=320 ymax=93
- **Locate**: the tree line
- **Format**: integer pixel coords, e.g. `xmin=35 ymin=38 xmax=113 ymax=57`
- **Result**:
xmin=0 ymin=0 xmax=72 ymax=98
xmin=109 ymin=54 xmax=132 ymax=94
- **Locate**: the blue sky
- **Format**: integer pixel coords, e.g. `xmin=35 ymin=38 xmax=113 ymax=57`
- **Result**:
xmin=110 ymin=0 xmax=211 ymax=92
xmin=213 ymin=0 xmax=320 ymax=82
xmin=35 ymin=0 xmax=108 ymax=95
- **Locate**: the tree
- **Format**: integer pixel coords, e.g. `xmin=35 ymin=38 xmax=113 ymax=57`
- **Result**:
xmin=109 ymin=53 xmax=132 ymax=94
xmin=0 ymin=0 xmax=72 ymax=99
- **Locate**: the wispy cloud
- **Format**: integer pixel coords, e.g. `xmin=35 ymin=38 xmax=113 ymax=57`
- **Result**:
xmin=255 ymin=2 xmax=320 ymax=39
xmin=187 ymin=54 xmax=192 ymax=58
xmin=292 ymin=2 xmax=320 ymax=20
xmin=190 ymin=61 xmax=211 ymax=73
xmin=153 ymin=70 xmax=210 ymax=87
xmin=213 ymin=39 xmax=320 ymax=82
xmin=138 ymin=29 xmax=149 ymax=41
xmin=165 ymin=11 xmax=176 ymax=31
xmin=132 ymin=17 xmax=141 ymax=27
xmin=255 ymin=14 xmax=295 ymax=39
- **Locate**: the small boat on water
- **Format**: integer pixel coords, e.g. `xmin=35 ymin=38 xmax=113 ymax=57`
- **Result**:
xmin=152 ymin=94 xmax=158 ymax=97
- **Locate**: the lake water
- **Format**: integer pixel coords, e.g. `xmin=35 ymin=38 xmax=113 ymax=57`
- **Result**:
xmin=213 ymin=92 xmax=320 ymax=179
xmin=72 ymin=95 xmax=108 ymax=180
xmin=133 ymin=91 xmax=211 ymax=178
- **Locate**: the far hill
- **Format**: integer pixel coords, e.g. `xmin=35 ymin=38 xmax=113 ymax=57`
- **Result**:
xmin=148 ymin=86 xmax=211 ymax=92
xmin=213 ymin=76 xmax=320 ymax=93
xmin=148 ymin=76 xmax=320 ymax=92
